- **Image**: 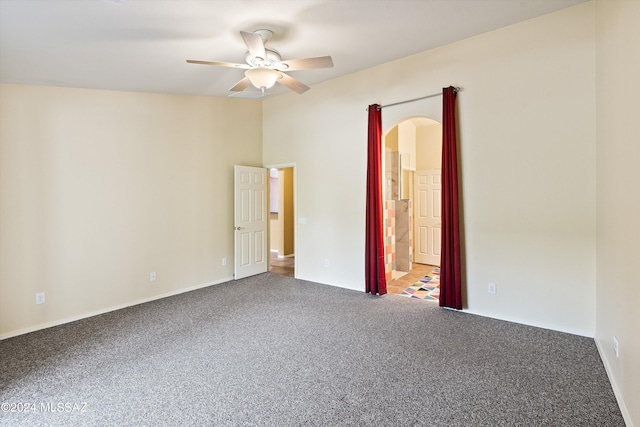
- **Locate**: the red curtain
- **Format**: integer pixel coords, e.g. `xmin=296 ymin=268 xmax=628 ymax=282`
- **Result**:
xmin=365 ymin=104 xmax=387 ymax=295
xmin=439 ymin=87 xmax=462 ymax=309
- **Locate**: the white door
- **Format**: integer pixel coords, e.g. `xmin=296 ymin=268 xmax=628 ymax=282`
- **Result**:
xmin=414 ymin=169 xmax=441 ymax=266
xmin=234 ymin=165 xmax=268 ymax=279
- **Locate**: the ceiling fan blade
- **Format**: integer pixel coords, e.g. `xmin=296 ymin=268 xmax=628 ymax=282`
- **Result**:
xmin=186 ymin=60 xmax=250 ymax=69
xmin=229 ymin=77 xmax=252 ymax=92
xmin=277 ymin=56 xmax=333 ymax=71
xmin=240 ymin=31 xmax=266 ymax=61
xmin=278 ymin=73 xmax=310 ymax=94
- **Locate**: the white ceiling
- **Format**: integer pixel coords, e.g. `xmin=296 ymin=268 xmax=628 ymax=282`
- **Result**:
xmin=0 ymin=0 xmax=587 ymax=99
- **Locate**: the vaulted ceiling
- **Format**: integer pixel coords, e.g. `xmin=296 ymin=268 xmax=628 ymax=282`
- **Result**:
xmin=0 ymin=0 xmax=587 ymax=98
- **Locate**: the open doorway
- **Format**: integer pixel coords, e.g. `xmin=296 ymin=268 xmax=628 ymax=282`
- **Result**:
xmin=382 ymin=117 xmax=442 ymax=297
xmin=268 ymin=167 xmax=295 ymax=277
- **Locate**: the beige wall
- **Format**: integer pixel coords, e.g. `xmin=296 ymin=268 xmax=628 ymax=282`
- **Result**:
xmin=0 ymin=84 xmax=262 ymax=337
xmin=282 ymin=168 xmax=294 ymax=256
xmin=595 ymin=0 xmax=640 ymax=424
xmin=398 ymin=121 xmax=416 ymax=171
xmin=416 ymin=122 xmax=442 ymax=171
xmin=385 ymin=126 xmax=398 ymax=151
xmin=264 ymin=3 xmax=596 ymax=335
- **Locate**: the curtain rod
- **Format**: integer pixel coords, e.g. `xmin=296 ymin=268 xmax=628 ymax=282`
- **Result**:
xmin=368 ymin=86 xmax=461 ymax=110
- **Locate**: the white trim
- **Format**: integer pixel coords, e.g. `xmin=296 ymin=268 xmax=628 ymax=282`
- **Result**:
xmin=0 ymin=277 xmax=233 ymax=341
xmin=595 ymin=339 xmax=634 ymax=427
xmin=462 ymin=309 xmax=594 ymax=338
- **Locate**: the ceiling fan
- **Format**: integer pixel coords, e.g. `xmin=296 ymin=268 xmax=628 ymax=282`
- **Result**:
xmin=187 ymin=29 xmax=333 ymax=95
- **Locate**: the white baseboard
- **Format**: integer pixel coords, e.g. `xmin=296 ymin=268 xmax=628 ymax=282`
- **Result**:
xmin=0 ymin=276 xmax=234 ymax=341
xmin=461 ymin=309 xmax=594 ymax=338
xmin=595 ymin=339 xmax=634 ymax=427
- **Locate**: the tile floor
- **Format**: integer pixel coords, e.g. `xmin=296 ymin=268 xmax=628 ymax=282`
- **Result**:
xmin=386 ymin=263 xmax=437 ymax=295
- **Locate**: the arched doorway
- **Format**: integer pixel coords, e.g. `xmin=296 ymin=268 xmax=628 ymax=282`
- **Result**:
xmin=382 ymin=116 xmax=442 ymax=297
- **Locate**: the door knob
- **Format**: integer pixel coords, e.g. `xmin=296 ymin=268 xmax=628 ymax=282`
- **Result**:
xmin=235 ymin=226 xmax=243 ymax=230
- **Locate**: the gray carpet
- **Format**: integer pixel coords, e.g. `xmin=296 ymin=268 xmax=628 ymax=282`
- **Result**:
xmin=0 ymin=273 xmax=625 ymax=426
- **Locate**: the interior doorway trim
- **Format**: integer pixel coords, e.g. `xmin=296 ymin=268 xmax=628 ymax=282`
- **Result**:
xmin=264 ymin=162 xmax=297 ymax=278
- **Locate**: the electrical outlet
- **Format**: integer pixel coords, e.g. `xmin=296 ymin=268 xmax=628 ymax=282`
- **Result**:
xmin=35 ymin=292 xmax=45 ymax=305
xmin=488 ymin=283 xmax=497 ymax=294
xmin=222 ymin=258 xmax=227 ymax=266
xmin=149 ymin=272 xmax=157 ymax=282
xmin=613 ymin=336 xmax=619 ymax=358
xmin=324 ymin=259 xmax=330 ymax=267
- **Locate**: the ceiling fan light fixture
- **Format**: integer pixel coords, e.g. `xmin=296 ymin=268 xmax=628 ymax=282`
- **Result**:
xmin=187 ymin=29 xmax=333 ymax=95
xmin=245 ymin=66 xmax=282 ymax=89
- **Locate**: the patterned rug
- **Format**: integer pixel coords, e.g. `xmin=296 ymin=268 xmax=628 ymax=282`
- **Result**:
xmin=400 ymin=267 xmax=440 ymax=301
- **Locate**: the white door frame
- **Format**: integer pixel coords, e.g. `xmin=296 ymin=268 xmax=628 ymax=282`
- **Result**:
xmin=264 ymin=162 xmax=297 ymax=278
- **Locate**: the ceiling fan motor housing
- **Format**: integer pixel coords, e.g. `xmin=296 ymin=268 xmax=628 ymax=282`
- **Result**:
xmin=245 ymin=49 xmax=284 ymax=69
xmin=253 ymin=29 xmax=273 ymax=43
